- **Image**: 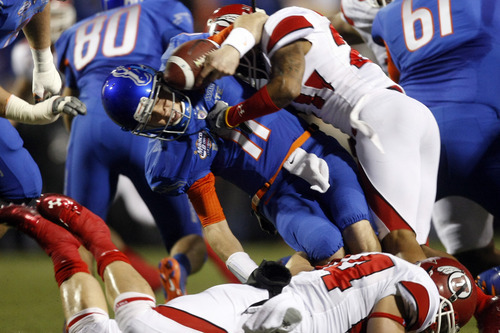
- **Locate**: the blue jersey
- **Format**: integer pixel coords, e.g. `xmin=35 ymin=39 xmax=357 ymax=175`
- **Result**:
xmin=0 ymin=0 xmax=48 ymax=201
xmin=372 ymin=0 xmax=500 ymax=109
xmin=146 ymin=76 xmax=372 ymax=261
xmin=55 ymin=1 xmax=199 ymax=251
xmin=56 ymin=0 xmax=193 ymax=116
xmin=373 ymin=0 xmax=500 ymax=219
xmin=0 ymin=0 xmax=48 ymax=48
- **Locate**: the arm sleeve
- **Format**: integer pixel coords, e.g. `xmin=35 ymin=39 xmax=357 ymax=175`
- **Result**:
xmin=187 ymin=172 xmax=226 ymax=227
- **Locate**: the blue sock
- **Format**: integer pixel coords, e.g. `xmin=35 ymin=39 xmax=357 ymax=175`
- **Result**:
xmin=173 ymin=253 xmax=191 ymax=291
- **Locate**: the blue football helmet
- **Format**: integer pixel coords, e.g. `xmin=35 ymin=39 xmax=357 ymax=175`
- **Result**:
xmin=102 ymin=64 xmax=192 ymax=141
xmin=101 ymin=0 xmax=143 ymax=10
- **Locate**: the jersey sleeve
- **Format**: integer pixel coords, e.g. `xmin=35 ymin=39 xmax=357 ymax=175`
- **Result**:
xmin=187 ymin=172 xmax=226 ymax=227
xmin=261 ymin=7 xmax=318 ymax=59
xmin=145 ymin=131 xmax=217 ymax=196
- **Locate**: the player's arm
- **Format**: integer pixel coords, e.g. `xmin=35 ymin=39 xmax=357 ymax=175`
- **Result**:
xmin=367 ymin=295 xmax=406 ymax=333
xmin=208 ymin=40 xmax=309 ymax=131
xmin=187 ymin=172 xmax=258 ymax=282
xmin=22 ymin=2 xmax=62 ymax=102
xmin=197 ymin=11 xmax=269 ymax=85
xmin=22 ymin=2 xmax=51 ymax=50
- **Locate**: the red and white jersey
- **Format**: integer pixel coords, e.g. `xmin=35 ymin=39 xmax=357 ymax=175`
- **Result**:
xmin=107 ymin=252 xmax=438 ymax=333
xmin=339 ymin=0 xmax=388 ymax=72
xmin=260 ymin=6 xmax=398 ymax=136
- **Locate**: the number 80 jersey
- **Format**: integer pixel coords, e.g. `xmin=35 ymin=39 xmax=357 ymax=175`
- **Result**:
xmin=55 ymin=0 xmax=193 ymax=114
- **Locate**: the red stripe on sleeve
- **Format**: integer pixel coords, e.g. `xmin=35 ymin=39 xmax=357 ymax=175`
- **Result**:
xmin=155 ymin=305 xmax=228 ymax=332
xmin=266 ymin=16 xmax=313 ymax=53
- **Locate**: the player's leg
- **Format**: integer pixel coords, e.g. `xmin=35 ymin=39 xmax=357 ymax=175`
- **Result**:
xmin=0 ymin=205 xmax=113 ymax=332
xmin=261 ymin=178 xmax=345 ymax=266
xmin=0 ymin=119 xmax=42 ymax=203
xmin=308 ymin=133 xmax=381 ymax=254
xmin=355 ymin=90 xmax=440 ymax=263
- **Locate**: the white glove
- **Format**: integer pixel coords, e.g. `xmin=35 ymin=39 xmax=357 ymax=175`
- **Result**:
xmin=283 ymin=147 xmax=330 ymax=193
xmin=243 ymin=293 xmax=303 ymax=333
xmin=31 ymin=47 xmax=62 ymax=102
xmin=5 ymin=94 xmax=87 ymax=125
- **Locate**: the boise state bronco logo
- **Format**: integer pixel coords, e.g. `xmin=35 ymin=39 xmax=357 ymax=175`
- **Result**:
xmin=113 ymin=66 xmax=154 ymax=86
xmin=195 ymin=131 xmax=214 ymax=159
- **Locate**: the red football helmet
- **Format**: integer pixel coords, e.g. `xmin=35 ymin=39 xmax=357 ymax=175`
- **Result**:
xmin=205 ymin=4 xmax=254 ymax=35
xmin=418 ymin=257 xmax=477 ymax=333
xmin=204 ymin=4 xmax=269 ymax=89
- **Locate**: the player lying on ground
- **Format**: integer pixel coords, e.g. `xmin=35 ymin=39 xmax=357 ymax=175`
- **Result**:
xmin=1 ymin=193 xmax=478 ymax=332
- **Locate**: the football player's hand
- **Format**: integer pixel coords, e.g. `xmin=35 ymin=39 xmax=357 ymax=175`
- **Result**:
xmin=246 ymin=260 xmax=292 ymax=298
xmin=196 ymin=45 xmax=240 ymax=88
xmin=31 ymin=48 xmax=62 ymax=103
xmin=208 ymin=101 xmax=253 ymax=136
xmin=243 ymin=293 xmax=302 ymax=333
xmin=52 ymin=96 xmax=87 ymax=117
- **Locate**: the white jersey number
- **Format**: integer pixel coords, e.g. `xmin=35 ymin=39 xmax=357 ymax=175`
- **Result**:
xmin=73 ymin=5 xmax=141 ymax=70
xmin=402 ymin=0 xmax=453 ymax=52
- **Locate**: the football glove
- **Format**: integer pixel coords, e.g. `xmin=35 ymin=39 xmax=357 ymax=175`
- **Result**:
xmin=243 ymin=292 xmax=302 ymax=333
xmin=247 ymin=260 xmax=291 ymax=298
xmin=208 ymin=100 xmax=253 ymax=136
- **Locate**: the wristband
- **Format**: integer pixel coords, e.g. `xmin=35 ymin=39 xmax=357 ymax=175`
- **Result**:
xmin=5 ymin=94 xmax=59 ymax=125
xmin=226 ymin=85 xmax=280 ymax=127
xmin=221 ymin=27 xmax=256 ymax=58
xmin=30 ymin=47 xmax=53 ymax=72
xmin=226 ymin=251 xmax=259 ymax=283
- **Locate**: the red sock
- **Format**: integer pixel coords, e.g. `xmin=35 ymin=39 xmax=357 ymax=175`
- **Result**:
xmin=475 ymin=283 xmax=494 ymax=315
xmin=52 ymin=250 xmax=90 ymax=287
xmin=96 ymin=250 xmax=131 ymax=279
xmin=34 ymin=219 xmax=90 ymax=287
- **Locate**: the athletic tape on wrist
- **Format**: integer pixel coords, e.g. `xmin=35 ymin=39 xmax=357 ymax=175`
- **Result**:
xmin=5 ymin=94 xmax=59 ymax=124
xmin=30 ymin=47 xmax=53 ymax=72
xmin=226 ymin=251 xmax=259 ymax=283
xmin=222 ymin=27 xmax=256 ymax=58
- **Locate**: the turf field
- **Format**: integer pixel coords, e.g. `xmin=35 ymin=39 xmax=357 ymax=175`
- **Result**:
xmin=0 ymin=240 xmax=480 ymax=332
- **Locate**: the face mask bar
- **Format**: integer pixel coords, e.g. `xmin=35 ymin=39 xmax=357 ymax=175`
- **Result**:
xmin=131 ymin=73 xmax=192 ymax=141
xmin=425 ymin=296 xmax=456 ymax=333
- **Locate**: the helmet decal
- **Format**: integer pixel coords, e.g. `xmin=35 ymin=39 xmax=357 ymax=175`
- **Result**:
xmin=112 ymin=65 xmax=154 ymax=86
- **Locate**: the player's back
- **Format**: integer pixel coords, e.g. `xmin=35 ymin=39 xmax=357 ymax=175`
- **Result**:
xmin=261 ymin=6 xmax=397 ymax=134
xmin=287 ymin=252 xmax=439 ymax=332
xmin=373 ymin=0 xmax=500 ymax=108
xmin=55 ymin=0 xmax=192 ymax=114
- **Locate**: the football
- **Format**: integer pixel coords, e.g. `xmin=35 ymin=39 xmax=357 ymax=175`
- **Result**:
xmin=164 ymin=39 xmax=219 ymax=91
